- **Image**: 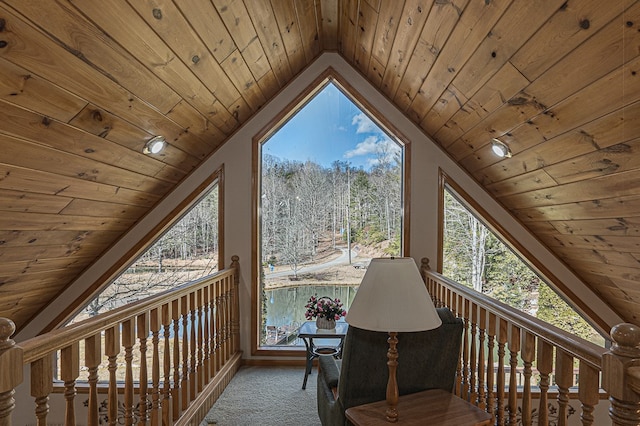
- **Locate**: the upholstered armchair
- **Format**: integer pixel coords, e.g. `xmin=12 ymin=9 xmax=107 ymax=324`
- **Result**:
xmin=316 ymin=307 xmax=463 ymax=426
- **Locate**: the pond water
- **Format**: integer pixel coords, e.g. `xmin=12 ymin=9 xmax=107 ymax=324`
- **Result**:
xmin=264 ymin=285 xmax=358 ymax=346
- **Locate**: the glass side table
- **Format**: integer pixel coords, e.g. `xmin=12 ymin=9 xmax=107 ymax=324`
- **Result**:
xmin=297 ymin=320 xmax=349 ymax=389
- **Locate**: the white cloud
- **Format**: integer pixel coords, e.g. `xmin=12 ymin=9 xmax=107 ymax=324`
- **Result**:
xmin=344 ymin=135 xmax=380 ymax=158
xmin=346 ymin=112 xmax=401 ymax=168
xmin=344 ymin=135 xmax=401 ymax=167
xmin=351 ymin=113 xmax=378 ymax=134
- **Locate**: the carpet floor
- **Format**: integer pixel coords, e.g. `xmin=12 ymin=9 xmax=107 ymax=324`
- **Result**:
xmin=202 ymin=365 xmax=323 ymax=426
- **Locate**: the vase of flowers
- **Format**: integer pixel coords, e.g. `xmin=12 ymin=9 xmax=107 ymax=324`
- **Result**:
xmin=305 ymin=295 xmax=346 ymax=330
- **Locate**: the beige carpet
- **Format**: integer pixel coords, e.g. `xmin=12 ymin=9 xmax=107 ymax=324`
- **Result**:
xmin=202 ymin=365 xmax=322 ymax=426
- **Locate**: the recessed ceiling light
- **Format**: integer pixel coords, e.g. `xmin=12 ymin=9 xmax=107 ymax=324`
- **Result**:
xmin=143 ymin=136 xmax=166 ymax=154
xmin=490 ymin=138 xmax=512 ymax=158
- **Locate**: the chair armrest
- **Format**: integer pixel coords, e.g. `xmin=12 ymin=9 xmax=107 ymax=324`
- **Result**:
xmin=318 ymin=355 xmax=341 ymax=389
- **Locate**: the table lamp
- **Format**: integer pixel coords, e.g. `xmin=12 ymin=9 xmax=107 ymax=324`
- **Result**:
xmin=346 ymin=257 xmax=442 ymax=423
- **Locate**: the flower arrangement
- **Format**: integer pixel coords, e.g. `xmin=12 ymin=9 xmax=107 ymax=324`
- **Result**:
xmin=305 ymin=295 xmax=347 ymax=320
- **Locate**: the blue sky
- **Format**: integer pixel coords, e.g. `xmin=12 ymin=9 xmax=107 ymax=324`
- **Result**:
xmin=262 ymin=83 xmax=400 ymax=170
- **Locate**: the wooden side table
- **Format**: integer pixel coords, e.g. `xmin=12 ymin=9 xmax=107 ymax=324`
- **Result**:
xmin=345 ymin=389 xmax=492 ymax=426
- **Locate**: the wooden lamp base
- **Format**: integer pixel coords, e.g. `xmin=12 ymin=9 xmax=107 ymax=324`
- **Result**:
xmin=385 ymin=331 xmax=399 ymax=422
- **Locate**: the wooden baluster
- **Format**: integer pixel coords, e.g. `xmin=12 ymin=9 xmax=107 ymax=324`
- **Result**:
xmin=202 ymin=285 xmax=211 ymax=384
xmin=84 ymin=335 xmax=101 ymax=426
xmin=228 ymin=276 xmax=234 ymax=358
xmin=60 ymin=342 xmax=80 ymax=426
xmin=189 ymin=292 xmax=197 ymax=401
xmin=433 ymin=279 xmax=441 ymax=307
xmin=214 ymin=283 xmax=221 ymax=375
xmin=231 ymin=255 xmax=241 ymax=353
xmin=196 ymin=288 xmax=205 ymax=393
xmin=208 ymin=283 xmax=215 ymax=376
xmin=217 ymin=280 xmax=223 ymax=365
xmin=555 ymin=349 xmax=573 ymax=426
xmin=122 ymin=319 xmax=135 ymax=426
xmin=137 ymin=313 xmax=150 ymax=425
xmin=424 ymin=276 xmax=433 ymax=303
xmin=105 ymin=326 xmax=121 ymax=426
xmin=224 ymin=280 xmax=231 ymax=362
xmin=487 ymin=313 xmax=497 ymax=425
xmin=181 ymin=295 xmax=190 ymax=411
xmin=219 ymin=280 xmax=226 ymax=365
xmin=602 ymin=323 xmax=640 ymax=426
xmin=537 ymin=339 xmax=554 ymax=426
xmin=161 ymin=303 xmax=172 ymax=426
xmin=445 ymin=287 xmax=452 ymax=310
xmin=469 ymin=301 xmax=478 ymax=404
xmin=430 ymin=278 xmax=439 ymax=306
xmin=462 ymin=299 xmax=470 ymax=400
xmin=451 ymin=289 xmax=457 ymax=312
xmin=30 ymin=355 xmax=53 ymax=426
xmin=520 ymin=331 xmax=535 ymax=426
xmin=171 ymin=299 xmax=181 ymax=421
xmin=578 ymin=361 xmax=599 ymax=426
xmin=496 ymin=318 xmax=508 ymax=426
xmin=438 ymin=283 xmax=448 ymax=315
xmin=508 ymin=325 xmax=520 ymax=426
xmin=477 ymin=307 xmax=487 ymax=410
xmin=453 ymin=294 xmax=462 ymax=397
xmin=149 ymin=308 xmax=161 ymax=426
xmin=221 ymin=284 xmax=228 ymax=364
xmin=430 ymin=278 xmax=437 ymax=306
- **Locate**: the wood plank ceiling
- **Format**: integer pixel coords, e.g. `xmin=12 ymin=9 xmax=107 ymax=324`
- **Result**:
xmin=0 ymin=0 xmax=638 ymax=332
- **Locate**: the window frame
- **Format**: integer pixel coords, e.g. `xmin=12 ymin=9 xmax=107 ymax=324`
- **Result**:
xmin=251 ymin=69 xmax=411 ymax=356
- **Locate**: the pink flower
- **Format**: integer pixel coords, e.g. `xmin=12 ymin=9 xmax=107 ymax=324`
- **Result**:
xmin=304 ymin=295 xmax=346 ymax=320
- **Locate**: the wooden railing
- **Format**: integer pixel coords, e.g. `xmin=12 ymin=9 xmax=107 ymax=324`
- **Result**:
xmin=420 ymin=258 xmax=640 ymax=426
xmin=0 ymin=256 xmax=242 ymax=426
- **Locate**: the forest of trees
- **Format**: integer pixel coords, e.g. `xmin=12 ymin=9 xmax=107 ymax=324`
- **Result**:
xmin=74 ymin=151 xmax=604 ymax=348
xmin=260 ymin=154 xmax=403 ymax=273
xmin=443 ymin=190 xmax=603 ymax=345
xmin=76 ymin=186 xmax=220 ymax=320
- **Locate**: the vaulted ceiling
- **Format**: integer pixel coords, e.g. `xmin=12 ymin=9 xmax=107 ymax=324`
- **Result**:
xmin=0 ymin=0 xmax=638 ymax=333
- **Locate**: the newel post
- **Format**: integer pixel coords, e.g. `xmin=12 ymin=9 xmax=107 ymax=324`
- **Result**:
xmin=602 ymin=323 xmax=640 ymax=425
xmin=0 ymin=318 xmax=24 ymax=426
xmin=420 ymin=257 xmax=430 ymax=274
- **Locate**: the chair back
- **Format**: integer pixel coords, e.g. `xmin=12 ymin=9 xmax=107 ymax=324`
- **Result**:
xmin=337 ymin=307 xmax=463 ymax=411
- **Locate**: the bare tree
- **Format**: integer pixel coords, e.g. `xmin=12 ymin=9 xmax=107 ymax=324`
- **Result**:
xmin=443 ymin=191 xmax=489 ymax=292
xmin=75 ymin=186 xmax=220 ymax=321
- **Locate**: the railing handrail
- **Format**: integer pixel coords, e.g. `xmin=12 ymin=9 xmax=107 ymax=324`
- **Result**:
xmin=1 ymin=256 xmax=242 ymax=426
xmin=422 ymin=260 xmax=606 ymax=370
xmin=21 ymin=266 xmax=236 ymax=364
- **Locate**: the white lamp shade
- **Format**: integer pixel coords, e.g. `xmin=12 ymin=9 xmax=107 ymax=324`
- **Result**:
xmin=346 ymin=257 xmax=442 ymax=332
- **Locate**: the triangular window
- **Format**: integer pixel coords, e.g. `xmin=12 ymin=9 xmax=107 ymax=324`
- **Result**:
xmin=70 ymin=173 xmax=222 ymax=323
xmin=443 ymin=183 xmax=604 ymax=346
